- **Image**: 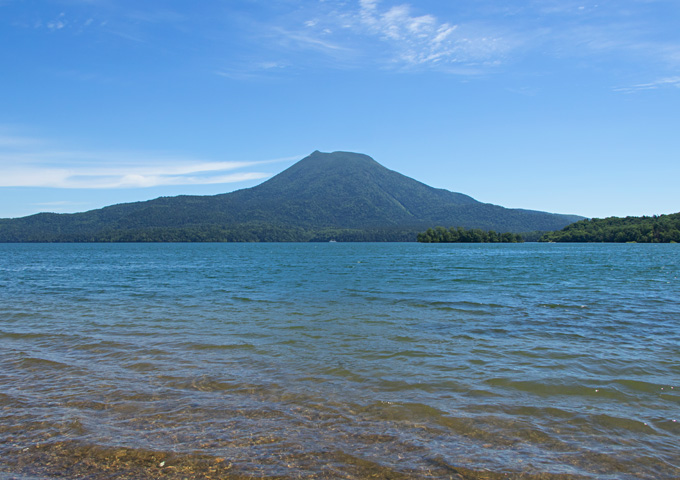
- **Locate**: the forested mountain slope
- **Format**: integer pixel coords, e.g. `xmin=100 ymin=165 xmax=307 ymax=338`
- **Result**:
xmin=0 ymin=151 xmax=583 ymax=242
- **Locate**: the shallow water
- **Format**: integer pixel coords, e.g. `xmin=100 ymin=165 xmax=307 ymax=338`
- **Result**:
xmin=0 ymin=243 xmax=678 ymax=479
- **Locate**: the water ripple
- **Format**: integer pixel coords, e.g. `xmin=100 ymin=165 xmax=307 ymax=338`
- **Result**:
xmin=1 ymin=243 xmax=678 ymax=479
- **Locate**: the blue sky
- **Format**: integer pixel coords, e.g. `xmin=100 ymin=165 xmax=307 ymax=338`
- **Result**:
xmin=1 ymin=0 xmax=678 ymax=219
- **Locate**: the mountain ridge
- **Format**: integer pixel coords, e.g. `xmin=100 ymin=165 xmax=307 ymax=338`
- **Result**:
xmin=0 ymin=151 xmax=583 ymax=242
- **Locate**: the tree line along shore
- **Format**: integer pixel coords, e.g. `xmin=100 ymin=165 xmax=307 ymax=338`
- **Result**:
xmin=417 ymin=213 xmax=680 ymax=243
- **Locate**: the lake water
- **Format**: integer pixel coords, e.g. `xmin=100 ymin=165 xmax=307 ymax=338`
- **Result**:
xmin=0 ymin=243 xmax=678 ymax=479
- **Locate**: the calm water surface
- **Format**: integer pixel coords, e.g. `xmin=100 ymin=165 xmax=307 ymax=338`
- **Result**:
xmin=0 ymin=243 xmax=678 ymax=479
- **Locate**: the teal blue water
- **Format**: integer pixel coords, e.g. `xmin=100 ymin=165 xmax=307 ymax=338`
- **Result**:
xmin=0 ymin=243 xmax=678 ymax=479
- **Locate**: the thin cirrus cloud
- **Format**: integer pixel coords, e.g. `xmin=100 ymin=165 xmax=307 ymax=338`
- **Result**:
xmin=266 ymin=0 xmax=515 ymax=71
xmin=0 ymin=139 xmax=283 ymax=189
xmin=1 ymin=159 xmax=272 ymax=189
xmin=26 ymin=1 xmax=677 ymax=88
xmin=260 ymin=0 xmax=679 ymax=88
xmin=356 ymin=0 xmax=481 ymax=66
xmin=615 ymin=76 xmax=680 ymax=93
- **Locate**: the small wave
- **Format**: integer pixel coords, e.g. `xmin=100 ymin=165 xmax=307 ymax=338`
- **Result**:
xmin=232 ymin=295 xmax=255 ymax=302
xmin=613 ymin=378 xmax=675 ymax=395
xmin=484 ymin=377 xmax=632 ymax=400
xmin=124 ymin=362 xmax=159 ymax=372
xmin=651 ymin=416 xmax=680 ymax=433
xmin=14 ymin=356 xmax=73 ymax=371
xmin=405 ymin=299 xmax=505 ymax=315
xmin=69 ymin=339 xmax=129 ymax=353
xmin=158 ymin=375 xmax=273 ymax=395
xmin=390 ymin=335 xmax=416 ymax=343
xmin=357 ymin=400 xmax=446 ymax=422
xmin=360 ymin=350 xmax=441 ymax=360
xmin=0 ymin=330 xmax=73 ymax=343
xmin=538 ymin=303 xmax=589 ymax=310
xmin=567 ymin=413 xmax=659 ymax=437
xmin=375 ymin=378 xmax=468 ymax=393
xmin=318 ymin=366 xmax=366 ymax=383
xmin=181 ymin=341 xmax=256 ymax=352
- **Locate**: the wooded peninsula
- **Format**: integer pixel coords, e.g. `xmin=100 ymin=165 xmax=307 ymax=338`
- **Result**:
xmin=417 ymin=226 xmax=524 ymax=243
xmin=417 ymin=213 xmax=680 ymax=243
xmin=539 ymin=213 xmax=680 ymax=243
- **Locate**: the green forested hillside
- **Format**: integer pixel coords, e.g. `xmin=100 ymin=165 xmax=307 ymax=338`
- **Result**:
xmin=0 ymin=151 xmax=583 ymax=242
xmin=540 ymin=213 xmax=680 ymax=243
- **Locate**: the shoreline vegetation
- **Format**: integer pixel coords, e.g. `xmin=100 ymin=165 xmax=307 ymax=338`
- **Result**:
xmin=417 ymin=226 xmax=524 ymax=243
xmin=539 ymin=212 xmax=680 ymax=243
xmin=1 ymin=214 xmax=678 ymax=243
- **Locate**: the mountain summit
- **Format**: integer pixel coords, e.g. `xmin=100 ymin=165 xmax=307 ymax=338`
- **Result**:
xmin=228 ymin=150 xmax=480 ymax=228
xmin=0 ymin=151 xmax=582 ymax=242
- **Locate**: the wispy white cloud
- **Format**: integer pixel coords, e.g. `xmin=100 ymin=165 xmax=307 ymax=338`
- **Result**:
xmin=357 ymin=0 xmax=517 ymax=67
xmin=0 ymin=133 xmax=44 ymax=149
xmin=23 ymin=3 xmax=186 ymax=44
xmin=244 ymin=0 xmax=679 ymax=83
xmin=51 ymin=170 xmax=270 ymax=189
xmin=0 ymin=132 xmax=294 ymax=189
xmin=215 ymin=59 xmax=291 ymax=80
xmin=0 ymin=157 xmax=273 ymax=189
xmin=615 ymin=76 xmax=680 ymax=93
xmin=9 ymin=0 xmax=680 ymax=88
xmin=553 ymin=18 xmax=680 ymax=91
xmin=125 ymin=8 xmax=186 ymax=25
xmin=534 ymin=0 xmax=596 ymax=16
xmin=29 ymin=11 xmax=102 ymax=33
xmin=47 ymin=12 xmax=67 ymax=31
xmin=263 ymin=0 xmax=517 ymax=72
xmin=31 ymin=200 xmax=88 ymax=207
xmin=357 ymin=0 xmax=461 ymax=65
xmin=275 ymin=27 xmax=351 ymax=54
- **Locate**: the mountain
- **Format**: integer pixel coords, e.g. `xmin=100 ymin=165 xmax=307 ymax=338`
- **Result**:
xmin=0 ymin=151 xmax=583 ymax=242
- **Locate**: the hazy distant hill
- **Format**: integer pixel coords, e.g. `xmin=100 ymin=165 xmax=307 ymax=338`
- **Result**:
xmin=0 ymin=151 xmax=583 ymax=242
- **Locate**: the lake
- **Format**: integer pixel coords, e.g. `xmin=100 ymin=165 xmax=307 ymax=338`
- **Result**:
xmin=0 ymin=243 xmax=678 ymax=479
